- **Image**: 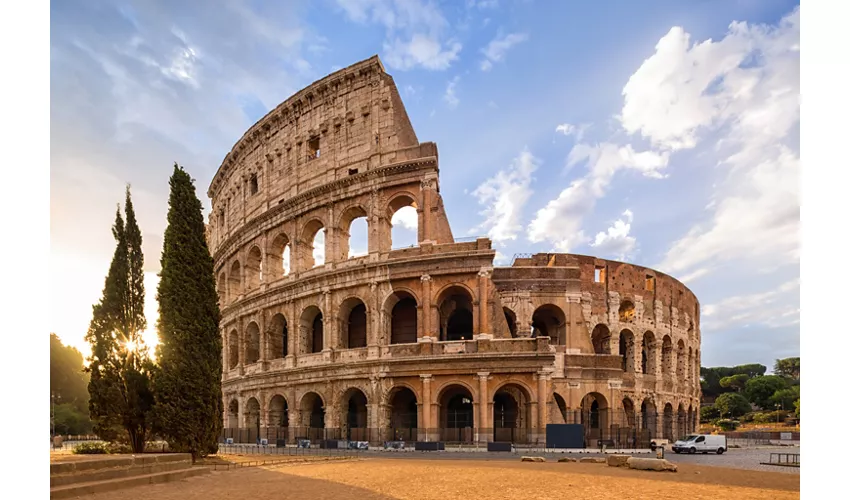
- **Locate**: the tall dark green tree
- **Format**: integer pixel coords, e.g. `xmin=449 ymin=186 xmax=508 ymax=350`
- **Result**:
xmin=154 ymin=164 xmax=222 ymax=461
xmin=85 ymin=187 xmax=155 ymax=452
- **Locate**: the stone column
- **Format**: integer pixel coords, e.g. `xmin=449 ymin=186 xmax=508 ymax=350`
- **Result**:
xmin=420 ymin=177 xmax=434 ymax=243
xmin=325 ymin=202 xmax=336 ymax=267
xmin=286 ymin=302 xmax=297 ymax=366
xmin=259 ymin=312 xmax=268 ymax=370
xmin=368 ymin=281 xmax=381 ymax=359
xmin=323 ymin=290 xmax=333 ymax=356
xmin=478 ymin=372 xmax=490 ymax=443
xmin=421 ymin=274 xmax=432 ymax=338
xmin=421 ymin=375 xmax=433 ymax=441
xmin=237 ymin=318 xmax=245 ymax=376
xmin=537 ymin=371 xmax=550 ymax=443
xmin=477 ymin=268 xmax=491 ymax=335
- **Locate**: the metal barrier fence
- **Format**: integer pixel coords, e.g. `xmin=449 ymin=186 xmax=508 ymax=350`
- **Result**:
xmin=217 ymin=443 xmax=358 ymax=457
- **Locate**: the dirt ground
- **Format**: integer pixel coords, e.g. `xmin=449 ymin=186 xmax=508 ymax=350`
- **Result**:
xmin=81 ymin=457 xmax=799 ymax=500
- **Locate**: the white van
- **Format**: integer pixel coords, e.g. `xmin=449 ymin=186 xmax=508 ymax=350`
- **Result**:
xmin=671 ymin=434 xmax=727 ymax=454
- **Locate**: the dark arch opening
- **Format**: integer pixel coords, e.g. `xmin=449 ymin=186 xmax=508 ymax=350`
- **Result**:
xmin=440 ymin=385 xmax=474 ymax=443
xmin=531 ymin=305 xmax=566 ymax=345
xmin=269 ymin=314 xmax=288 ymax=359
xmin=312 ymin=314 xmax=324 ymax=353
xmin=344 ymin=389 xmax=368 ymax=441
xmin=390 ymin=295 xmax=418 ymax=344
xmin=228 ymin=330 xmax=239 ymax=370
xmin=503 ymin=307 xmax=518 ymax=338
xmin=301 ymin=393 xmax=325 ymax=441
xmin=493 ymin=384 xmax=530 ymax=443
xmin=389 ymin=388 xmax=418 ymax=441
xmin=591 ymin=324 xmax=611 ymax=354
xmin=438 ymin=286 xmax=474 ymax=341
xmin=347 ymin=303 xmax=367 ymax=348
xmin=245 ymin=322 xmax=260 ymax=364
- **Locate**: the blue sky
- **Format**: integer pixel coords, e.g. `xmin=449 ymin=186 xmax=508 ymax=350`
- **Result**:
xmin=49 ymin=0 xmax=800 ymax=370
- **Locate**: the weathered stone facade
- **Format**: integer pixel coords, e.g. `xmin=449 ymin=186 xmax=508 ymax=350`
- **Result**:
xmin=208 ymin=56 xmax=701 ymax=446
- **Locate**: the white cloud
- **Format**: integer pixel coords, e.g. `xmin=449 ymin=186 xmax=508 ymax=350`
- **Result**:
xmin=527 ymin=143 xmax=668 ymax=251
xmin=392 ymin=205 xmax=418 ymax=230
xmin=480 ymin=32 xmax=528 ymax=71
xmin=555 ymin=123 xmax=589 ymax=141
xmin=677 ymin=267 xmax=709 ymax=284
xmin=701 ymin=279 xmax=799 ymax=332
xmin=472 ymin=149 xmax=539 ymax=243
xmin=590 ymin=209 xmax=636 ymax=259
xmin=337 ymin=0 xmax=462 ymax=71
xmin=313 ymin=229 xmax=325 ymax=266
xmin=444 ymin=76 xmax=460 ymax=108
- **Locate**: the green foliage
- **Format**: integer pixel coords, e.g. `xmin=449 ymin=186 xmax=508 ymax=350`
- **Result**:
xmin=700 ymin=405 xmax=720 ymax=421
xmin=714 ymin=392 xmax=751 ymax=418
xmin=53 ymin=403 xmax=93 ymax=435
xmin=744 ymin=375 xmax=789 ymax=409
xmin=752 ymin=410 xmax=790 ymax=424
xmin=773 ymin=357 xmax=800 ymax=380
xmin=51 ymin=333 xmax=90 ymax=411
xmin=700 ymin=364 xmax=767 ymax=398
xmin=719 ymin=374 xmax=749 ymax=392
xmin=153 ymin=164 xmax=223 ymax=461
xmin=73 ymin=442 xmax=110 ymax=455
xmin=794 ymin=398 xmax=800 ymax=419
xmin=106 ymin=442 xmax=133 ymax=454
xmin=769 ymin=387 xmax=799 ymax=410
xmin=716 ymin=419 xmax=739 ymax=431
xmin=84 ymin=187 xmax=155 ymax=453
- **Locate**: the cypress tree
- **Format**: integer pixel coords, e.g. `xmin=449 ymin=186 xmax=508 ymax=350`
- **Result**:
xmin=154 ymin=163 xmax=222 ymax=460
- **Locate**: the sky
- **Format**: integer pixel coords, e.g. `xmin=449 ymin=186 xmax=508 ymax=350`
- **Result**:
xmin=50 ymin=0 xmax=800 ymax=371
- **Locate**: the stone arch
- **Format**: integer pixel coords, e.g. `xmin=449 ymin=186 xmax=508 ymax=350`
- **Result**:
xmin=227 ymin=399 xmax=239 ymax=428
xmin=228 ymin=260 xmax=241 ymax=299
xmin=591 ymin=324 xmax=611 ymax=354
xmin=687 ymin=404 xmax=695 ymax=434
xmin=301 ymin=218 xmax=326 ymax=269
xmin=339 ymin=296 xmax=368 ymax=349
xmin=245 ymin=397 xmax=261 ymax=429
xmin=300 ymin=305 xmax=324 ymax=354
xmin=245 ymin=321 xmax=260 ymax=364
xmin=268 ymin=313 xmax=288 ymax=359
xmin=619 ymin=300 xmax=635 ymax=323
xmin=641 ymin=331 xmax=657 ymax=375
xmin=299 ymin=392 xmax=325 ymax=440
xmin=661 ymin=335 xmax=673 ymax=376
xmin=552 ymin=392 xmax=569 ymax=424
xmin=622 ymin=397 xmax=637 ymax=428
xmin=640 ymin=398 xmax=658 ymax=439
xmin=676 ymin=339 xmax=686 ymax=379
xmin=619 ymin=329 xmax=635 ymax=372
xmin=245 ymin=245 xmax=262 ymax=290
xmin=438 ymin=383 xmax=475 ymax=443
xmin=267 ymin=232 xmax=291 ymax=280
xmin=531 ymin=304 xmax=566 ymax=345
xmin=386 ymin=192 xmax=419 ymax=250
xmin=677 ymin=403 xmax=687 ymax=439
xmin=493 ymin=383 xmax=532 ymax=444
xmin=503 ymin=307 xmax=518 ymax=338
xmin=340 ymin=387 xmax=369 ymax=441
xmin=689 ymin=347 xmax=696 ymax=383
xmin=218 ymin=272 xmax=227 ymax=305
xmin=662 ymin=402 xmax=674 ymax=440
xmin=338 ymin=205 xmax=369 ymax=260
xmin=385 ymin=290 xmax=418 ymax=345
xmin=268 ymin=395 xmax=289 ymax=429
xmin=387 ymin=386 xmax=418 ymax=441
xmin=227 ymin=329 xmax=239 ymax=369
xmin=436 ymin=284 xmax=475 ymax=341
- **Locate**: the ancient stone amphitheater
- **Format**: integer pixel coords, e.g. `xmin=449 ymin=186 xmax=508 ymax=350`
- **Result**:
xmin=208 ymin=55 xmax=701 ymax=448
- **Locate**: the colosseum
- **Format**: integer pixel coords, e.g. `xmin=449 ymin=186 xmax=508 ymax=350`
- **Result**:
xmin=208 ymin=55 xmax=701 ymax=449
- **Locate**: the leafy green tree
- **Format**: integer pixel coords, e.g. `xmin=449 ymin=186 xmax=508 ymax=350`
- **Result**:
xmin=714 ymin=392 xmax=751 ymax=418
xmin=50 ymin=333 xmax=90 ymax=412
xmin=84 ymin=187 xmax=155 ymax=452
xmin=744 ymin=375 xmax=789 ymax=409
xmin=719 ymin=374 xmax=749 ymax=392
xmin=700 ymin=364 xmax=767 ymax=398
xmin=794 ymin=398 xmax=800 ymax=420
xmin=769 ymin=386 xmax=799 ymax=410
xmin=773 ymin=357 xmax=800 ymax=381
xmin=153 ymin=164 xmax=223 ymax=461
xmin=700 ymin=405 xmax=720 ymax=421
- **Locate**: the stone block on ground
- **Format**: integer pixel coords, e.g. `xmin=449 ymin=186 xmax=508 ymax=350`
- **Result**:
xmin=579 ymin=457 xmax=606 ymax=464
xmin=626 ymin=457 xmax=678 ymax=472
xmin=606 ymin=454 xmax=631 ymax=467
xmin=558 ymin=457 xmax=577 ymax=463
xmin=521 ymin=456 xmax=546 ymax=462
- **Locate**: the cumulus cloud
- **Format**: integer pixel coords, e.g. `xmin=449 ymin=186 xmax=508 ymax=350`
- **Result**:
xmin=336 ymin=0 xmax=462 ymax=71
xmin=392 ymin=205 xmax=419 ymax=230
xmin=472 ymin=149 xmax=539 ymax=243
xmin=590 ymin=210 xmax=636 ymax=259
xmin=443 ymin=76 xmax=460 ymax=108
xmin=701 ymin=279 xmax=799 ymax=332
xmin=480 ymin=32 xmax=528 ymax=71
xmin=527 ymin=143 xmax=668 ymax=251
xmin=555 ymin=123 xmax=589 ymax=141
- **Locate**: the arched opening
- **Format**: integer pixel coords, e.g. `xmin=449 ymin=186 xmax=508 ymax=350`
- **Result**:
xmin=619 ymin=300 xmax=635 ymax=323
xmin=269 ymin=395 xmax=289 ymax=443
xmin=218 ymin=272 xmax=227 ymax=305
xmin=228 ymin=329 xmax=239 ymax=369
xmin=687 ymin=405 xmax=695 ymax=434
xmin=228 ymin=261 xmax=241 ymax=299
xmin=531 ymin=304 xmax=566 ymax=345
xmin=661 ymin=335 xmax=673 ymax=376
xmin=641 ymin=331 xmax=656 ymax=375
xmin=339 ymin=206 xmax=369 ymax=260
xmin=342 ymin=389 xmax=368 ymax=441
xmin=227 ymin=399 xmax=239 ymax=429
xmin=300 ymin=306 xmax=324 ymax=354
xmin=676 ymin=340 xmax=686 ymax=379
xmin=689 ymin=347 xmax=695 ymax=382
xmin=493 ymin=384 xmax=531 ymax=443
xmin=301 ymin=219 xmax=325 ymax=269
xmin=267 ymin=233 xmax=291 ymax=280
xmin=663 ymin=403 xmax=674 ymax=440
xmin=245 ymin=246 xmax=262 ymax=290
xmin=339 ymin=298 xmax=368 ymax=349
xmin=438 ymin=286 xmax=475 ymax=341
xmin=619 ymin=329 xmax=635 ymax=372
xmin=388 ymin=195 xmax=418 ymax=250
xmin=246 ymin=397 xmax=261 ymax=442
xmin=677 ymin=404 xmax=687 ymax=439
xmin=581 ymin=392 xmax=609 ymax=445
xmin=641 ymin=399 xmax=657 ymax=440
xmin=388 ymin=387 xmax=418 ymax=441
xmin=300 ymin=392 xmax=325 ymax=441
xmin=553 ymin=393 xmax=569 ymax=424
xmin=388 ymin=292 xmax=418 ymax=344
xmin=503 ymin=307 xmax=518 ymax=338
xmin=440 ymin=385 xmax=474 ymax=443
xmin=268 ymin=314 xmax=288 ymax=359
xmin=621 ymin=397 xmax=637 ymax=448
xmin=591 ymin=324 xmax=611 ymax=354
xmin=245 ymin=321 xmax=260 ymax=364
xmin=623 ymin=398 xmax=636 ymax=427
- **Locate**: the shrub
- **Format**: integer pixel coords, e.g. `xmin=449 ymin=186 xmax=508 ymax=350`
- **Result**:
xmin=716 ymin=419 xmax=739 ymax=431
xmin=73 ymin=442 xmax=109 ymax=455
xmin=714 ymin=392 xmax=751 ymax=418
xmin=700 ymin=405 xmax=720 ymax=421
xmin=753 ymin=410 xmax=790 ymax=424
xmin=106 ymin=442 xmax=133 ymax=454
